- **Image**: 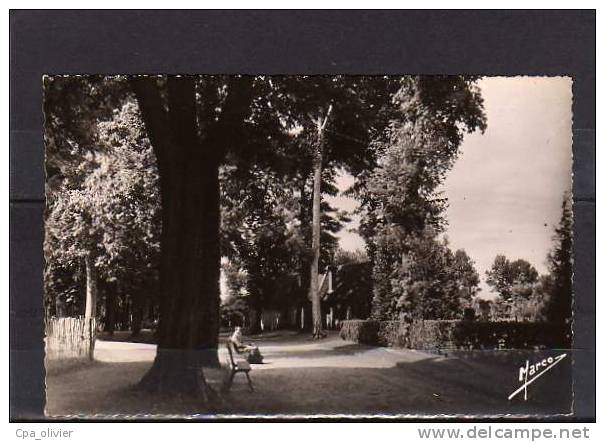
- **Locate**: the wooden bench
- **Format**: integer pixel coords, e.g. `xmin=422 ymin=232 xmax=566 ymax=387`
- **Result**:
xmin=224 ymin=341 xmax=254 ymax=392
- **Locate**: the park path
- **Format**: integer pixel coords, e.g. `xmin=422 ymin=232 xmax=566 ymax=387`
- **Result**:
xmin=94 ymin=332 xmax=433 ymax=368
xmin=95 ymin=340 xmax=156 ymax=362
xmin=46 ymin=332 xmax=572 ymax=417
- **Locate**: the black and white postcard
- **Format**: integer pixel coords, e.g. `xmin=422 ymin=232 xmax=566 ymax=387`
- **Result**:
xmin=42 ymin=75 xmax=574 ymax=418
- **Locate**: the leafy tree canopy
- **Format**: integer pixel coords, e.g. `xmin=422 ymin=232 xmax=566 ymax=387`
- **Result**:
xmin=485 ymin=255 xmax=539 ymax=302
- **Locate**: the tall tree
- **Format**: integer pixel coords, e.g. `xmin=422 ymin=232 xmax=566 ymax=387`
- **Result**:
xmin=357 ymin=76 xmax=487 ymax=319
xmin=45 ymin=186 xmax=103 ymax=319
xmin=44 ymin=99 xmax=160 ymax=325
xmin=307 ymin=105 xmax=332 ymax=338
xmin=131 ymin=76 xmax=268 ymax=396
xmin=450 ymin=248 xmax=482 ymax=307
xmin=544 ymin=193 xmax=573 ymax=346
xmin=44 ymin=76 xmax=129 ymax=320
xmin=221 ymin=158 xmax=349 ymax=332
xmin=274 ymin=76 xmax=401 ymax=337
xmin=289 ymin=159 xmax=351 ymax=318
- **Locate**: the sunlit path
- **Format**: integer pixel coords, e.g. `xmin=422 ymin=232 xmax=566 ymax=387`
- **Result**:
xmin=46 ymin=331 xmax=571 ymax=418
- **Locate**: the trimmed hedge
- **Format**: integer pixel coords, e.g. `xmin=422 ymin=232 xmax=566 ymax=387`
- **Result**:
xmin=339 ymin=320 xmax=380 ymax=345
xmin=340 ymin=319 xmax=566 ymax=350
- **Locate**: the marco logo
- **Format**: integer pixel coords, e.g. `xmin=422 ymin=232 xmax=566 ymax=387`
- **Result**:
xmin=508 ymin=353 xmax=567 ymax=401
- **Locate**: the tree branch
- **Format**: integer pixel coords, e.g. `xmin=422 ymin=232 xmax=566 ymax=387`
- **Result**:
xmin=130 ymin=76 xmax=171 ymax=169
xmin=319 ymin=104 xmax=333 ymax=131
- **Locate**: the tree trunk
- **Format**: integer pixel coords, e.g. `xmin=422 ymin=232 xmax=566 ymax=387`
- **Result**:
xmin=130 ymin=287 xmax=146 ymax=338
xmin=247 ymin=273 xmax=266 ymax=334
xmin=132 ymin=77 xmax=229 ymax=399
xmin=105 ymin=290 xmax=115 ymax=336
xmin=84 ymin=254 xmax=97 ymax=319
xmin=131 ymin=304 xmax=143 ymax=338
xmin=248 ymin=306 xmax=262 ymax=335
xmin=136 ymin=139 xmax=221 ymax=394
xmin=309 ymin=150 xmax=324 ymax=338
xmin=297 ymin=174 xmax=312 ymax=316
xmin=307 ymin=105 xmax=332 ymax=339
xmin=125 ymin=297 xmax=132 ymax=331
xmin=84 ymin=254 xmax=98 ymax=360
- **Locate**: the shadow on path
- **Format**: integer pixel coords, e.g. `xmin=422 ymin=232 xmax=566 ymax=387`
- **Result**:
xmin=46 ymin=332 xmax=572 ymax=418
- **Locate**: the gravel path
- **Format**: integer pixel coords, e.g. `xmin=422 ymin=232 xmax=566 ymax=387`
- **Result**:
xmin=45 ymin=332 xmax=572 ymax=418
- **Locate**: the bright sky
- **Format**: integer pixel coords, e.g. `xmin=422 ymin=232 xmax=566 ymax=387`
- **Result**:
xmin=327 ymin=77 xmax=573 ymax=299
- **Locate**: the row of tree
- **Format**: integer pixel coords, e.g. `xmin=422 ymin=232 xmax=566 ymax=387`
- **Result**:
xmin=355 ymin=77 xmax=487 ymax=321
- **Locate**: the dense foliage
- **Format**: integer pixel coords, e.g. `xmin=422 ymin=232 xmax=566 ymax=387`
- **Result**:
xmin=45 ymin=97 xmax=161 ymax=328
xmin=358 ymin=77 xmax=487 ymax=321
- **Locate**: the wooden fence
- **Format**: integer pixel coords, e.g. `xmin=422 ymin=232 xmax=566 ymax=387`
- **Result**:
xmin=45 ymin=317 xmax=97 ymax=361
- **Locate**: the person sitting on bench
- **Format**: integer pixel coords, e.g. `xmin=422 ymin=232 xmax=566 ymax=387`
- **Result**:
xmin=230 ymin=326 xmax=256 ymax=353
xmin=230 ymin=326 xmax=263 ymax=363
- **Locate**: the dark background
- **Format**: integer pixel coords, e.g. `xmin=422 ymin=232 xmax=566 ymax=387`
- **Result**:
xmin=9 ymin=10 xmax=596 ymax=421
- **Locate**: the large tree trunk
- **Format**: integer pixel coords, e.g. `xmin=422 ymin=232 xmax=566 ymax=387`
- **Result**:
xmin=84 ymin=254 xmax=97 ymax=318
xmin=138 ymin=139 xmax=221 ymax=393
xmin=307 ymin=105 xmax=332 ymax=339
xmin=131 ymin=76 xmax=253 ymax=399
xmin=133 ymin=78 xmax=220 ymax=396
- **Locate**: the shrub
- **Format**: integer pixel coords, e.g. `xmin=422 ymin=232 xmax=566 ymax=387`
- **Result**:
xmin=377 ymin=321 xmax=410 ymax=347
xmin=340 ymin=319 xmax=565 ymax=350
xmin=451 ymin=321 xmax=565 ymax=349
xmin=339 ymin=320 xmax=379 ymax=345
xmin=376 ymin=321 xmax=400 ymax=346
xmin=407 ymin=320 xmax=459 ymax=350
